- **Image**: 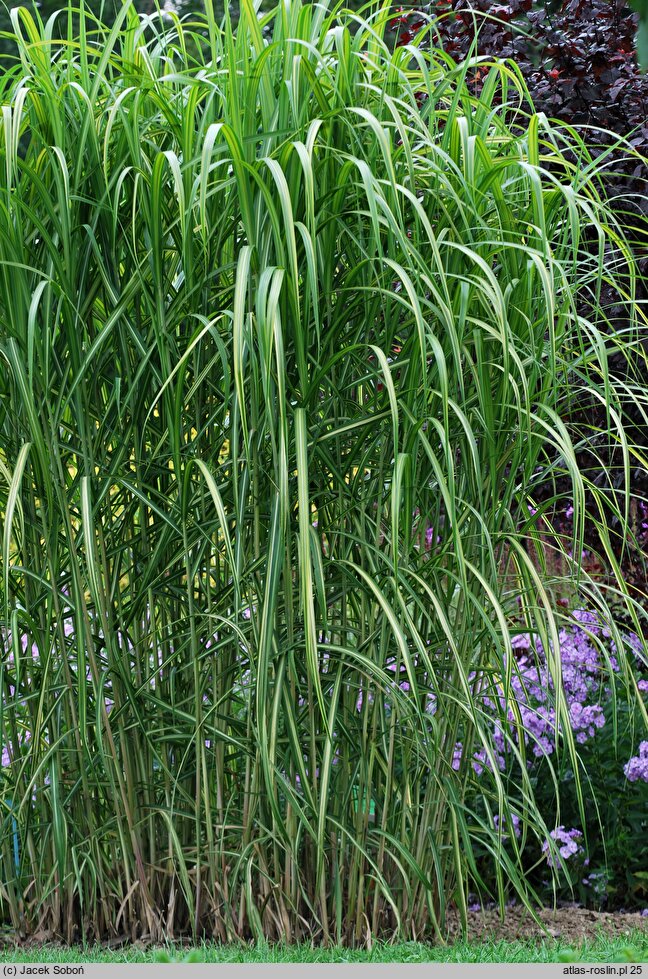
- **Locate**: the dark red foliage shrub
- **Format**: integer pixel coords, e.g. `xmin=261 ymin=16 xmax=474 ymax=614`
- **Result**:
xmin=391 ymin=1 xmax=648 ymax=221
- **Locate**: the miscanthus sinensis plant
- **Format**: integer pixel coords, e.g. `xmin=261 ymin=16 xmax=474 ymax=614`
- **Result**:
xmin=0 ymin=0 xmax=647 ymax=945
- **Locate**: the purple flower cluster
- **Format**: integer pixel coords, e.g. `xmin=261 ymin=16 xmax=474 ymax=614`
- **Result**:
xmin=639 ymin=500 xmax=648 ymax=537
xmin=493 ymin=812 xmax=521 ymax=840
xmin=501 ymin=612 xmax=643 ymax=754
xmin=448 ymin=740 xmax=504 ymax=775
xmin=623 ymin=741 xmax=648 ymax=783
xmin=568 ymin=701 xmax=606 ymax=744
xmin=1 ymin=631 xmax=40 ymax=664
xmin=448 ymin=609 xmax=646 ymax=778
xmin=542 ymin=826 xmax=586 ymax=868
xmin=581 ymin=870 xmax=609 ymax=898
xmin=1 ymin=732 xmax=31 ymax=768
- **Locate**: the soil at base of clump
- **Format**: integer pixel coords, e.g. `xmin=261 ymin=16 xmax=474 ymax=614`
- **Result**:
xmin=445 ymin=905 xmax=648 ymax=944
xmin=1 ymin=908 xmax=646 ymax=951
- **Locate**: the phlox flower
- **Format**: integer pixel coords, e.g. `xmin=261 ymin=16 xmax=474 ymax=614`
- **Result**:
xmin=542 ymin=826 xmax=584 ymax=868
xmin=624 ymin=741 xmax=648 ymax=783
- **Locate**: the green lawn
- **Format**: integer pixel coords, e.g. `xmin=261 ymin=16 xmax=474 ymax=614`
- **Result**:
xmin=0 ymin=936 xmax=646 ymax=963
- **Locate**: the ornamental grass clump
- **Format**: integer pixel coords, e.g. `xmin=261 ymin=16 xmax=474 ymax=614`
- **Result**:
xmin=0 ymin=0 xmax=647 ymax=945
